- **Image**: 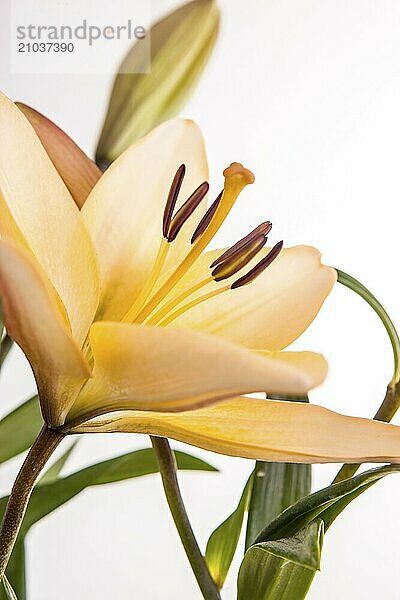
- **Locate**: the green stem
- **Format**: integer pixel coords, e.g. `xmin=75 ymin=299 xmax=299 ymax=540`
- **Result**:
xmin=150 ymin=436 xmax=221 ymax=600
xmin=333 ymin=269 xmax=400 ymax=483
xmin=0 ymin=426 xmax=65 ymax=581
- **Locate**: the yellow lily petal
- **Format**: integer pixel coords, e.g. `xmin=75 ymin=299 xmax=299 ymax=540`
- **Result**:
xmin=0 ymin=91 xmax=99 ymax=343
xmin=0 ymin=240 xmax=90 ymax=426
xmin=66 ymin=322 xmax=327 ymax=422
xmin=82 ymin=118 xmax=208 ymax=320
xmin=74 ymin=398 xmax=400 ymax=464
xmin=165 ymin=245 xmax=336 ymax=350
xmin=16 ymin=103 xmax=102 ymax=209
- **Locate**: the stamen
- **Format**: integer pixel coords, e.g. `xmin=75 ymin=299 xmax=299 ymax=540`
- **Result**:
xmin=145 ymin=275 xmax=213 ymax=326
xmin=231 ymin=240 xmax=283 ymax=289
xmin=146 ymin=223 xmax=270 ymax=324
xmin=191 ymin=191 xmax=223 ymax=244
xmin=167 ymin=181 xmax=209 ymax=242
xmin=163 ymin=164 xmax=186 ymax=238
xmin=133 ymin=163 xmax=255 ymax=324
xmin=157 ymin=285 xmax=230 ymax=327
xmin=124 ymin=237 xmax=170 ymax=323
xmin=212 ymin=234 xmax=267 ymax=281
xmin=210 ymin=221 xmax=272 ymax=268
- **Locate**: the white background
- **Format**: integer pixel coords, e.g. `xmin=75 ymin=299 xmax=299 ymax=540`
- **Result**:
xmin=1 ymin=0 xmax=400 ymax=598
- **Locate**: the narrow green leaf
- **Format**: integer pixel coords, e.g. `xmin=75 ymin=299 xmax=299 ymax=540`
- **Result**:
xmin=96 ymin=0 xmax=220 ymax=167
xmin=0 ymin=448 xmax=215 ymax=599
xmin=39 ymin=441 xmax=78 ymax=485
xmin=254 ymin=465 xmax=400 ymax=544
xmin=246 ymin=463 xmax=311 ymax=549
xmin=254 ymin=520 xmax=324 ymax=571
xmin=246 ymin=395 xmax=311 ymax=548
xmin=0 ymin=448 xmax=217 ymax=534
xmin=237 ymin=521 xmax=324 ymax=600
xmin=238 ymin=466 xmax=400 ymax=600
xmin=0 ymin=397 xmax=42 ymax=465
xmin=205 ymin=474 xmax=253 ymax=589
xmin=1 ymin=576 xmax=17 ymax=600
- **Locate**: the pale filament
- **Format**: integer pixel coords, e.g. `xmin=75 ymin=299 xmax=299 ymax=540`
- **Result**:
xmin=124 ymin=237 xmax=170 ymax=323
xmin=156 ymin=285 xmax=230 ymax=328
xmin=144 ymin=275 xmax=213 ymax=326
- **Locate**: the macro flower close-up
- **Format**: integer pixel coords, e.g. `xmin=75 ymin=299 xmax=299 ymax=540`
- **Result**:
xmin=1 ymin=2 xmax=400 ymax=599
xmin=1 ymin=91 xmax=399 ymax=465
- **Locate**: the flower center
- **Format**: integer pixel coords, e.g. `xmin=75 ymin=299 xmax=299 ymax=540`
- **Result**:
xmin=124 ymin=163 xmax=283 ymax=327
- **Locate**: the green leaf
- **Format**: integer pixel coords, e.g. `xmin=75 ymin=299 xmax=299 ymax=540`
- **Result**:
xmin=96 ymin=0 xmax=220 ymax=167
xmin=205 ymin=474 xmax=253 ymax=589
xmin=237 ymin=521 xmax=324 ymax=600
xmin=238 ymin=465 xmax=400 ymax=600
xmin=0 ymin=397 xmax=42 ymax=465
xmin=254 ymin=465 xmax=400 ymax=544
xmin=245 ymin=462 xmax=311 ymax=549
xmin=0 ymin=448 xmax=217 ymax=534
xmin=0 ymin=447 xmax=216 ymax=598
xmin=1 ymin=576 xmax=17 ymax=600
xmin=245 ymin=395 xmax=311 ymax=548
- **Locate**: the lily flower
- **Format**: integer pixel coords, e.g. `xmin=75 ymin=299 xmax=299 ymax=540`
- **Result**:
xmin=1 ymin=90 xmax=400 ymax=464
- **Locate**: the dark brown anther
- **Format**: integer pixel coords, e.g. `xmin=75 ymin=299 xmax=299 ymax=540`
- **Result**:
xmin=210 ymin=221 xmax=272 ymax=268
xmin=167 ymin=181 xmax=209 ymax=242
xmin=231 ymin=240 xmax=283 ymax=289
xmin=163 ymin=164 xmax=186 ymax=238
xmin=191 ymin=191 xmax=223 ymax=244
xmin=212 ymin=235 xmax=267 ymax=281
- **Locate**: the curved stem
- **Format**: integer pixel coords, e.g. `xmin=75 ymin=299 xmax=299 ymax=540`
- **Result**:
xmin=150 ymin=436 xmax=221 ymax=600
xmin=0 ymin=426 xmax=65 ymax=580
xmin=336 ymin=269 xmax=400 ymax=385
xmin=333 ymin=269 xmax=400 ymax=483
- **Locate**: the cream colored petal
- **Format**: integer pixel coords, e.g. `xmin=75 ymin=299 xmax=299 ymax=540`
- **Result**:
xmin=66 ymin=322 xmax=327 ymax=423
xmin=164 ymin=245 xmax=336 ymax=350
xmin=82 ymin=118 xmax=208 ymax=320
xmin=0 ymin=240 xmax=91 ymax=426
xmin=16 ymin=102 xmax=102 ymax=209
xmin=0 ymin=91 xmax=99 ymax=343
xmin=75 ymin=398 xmax=400 ymax=464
